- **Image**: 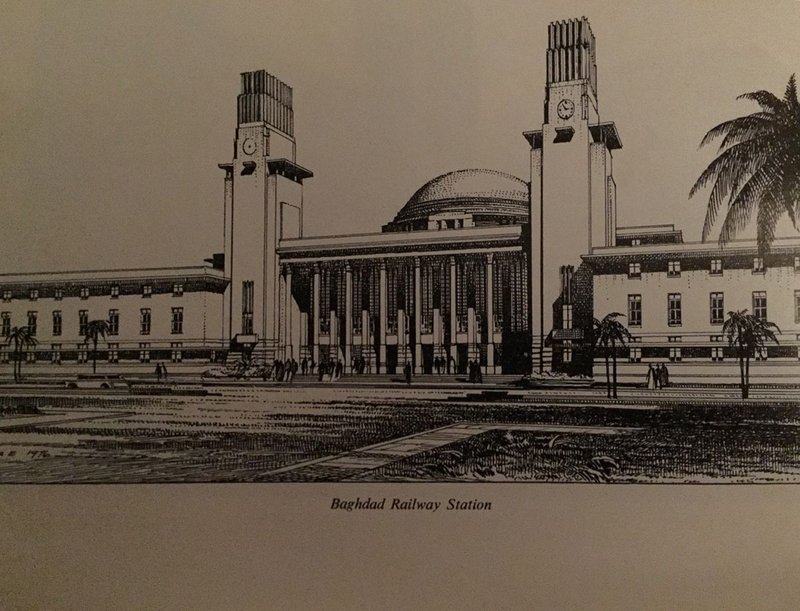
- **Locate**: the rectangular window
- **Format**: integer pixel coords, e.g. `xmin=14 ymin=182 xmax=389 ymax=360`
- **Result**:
xmin=628 ymin=262 xmax=641 ymax=278
xmin=2 ymin=290 xmax=11 ymax=302
xmin=667 ymin=260 xmax=681 ymax=277
xmin=26 ymin=351 xmax=36 ymax=363
xmin=669 ymin=347 xmax=682 ymax=362
xmin=111 ymin=284 xmax=120 ymax=299
xmin=562 ymin=304 xmax=573 ymax=329
xmin=0 ymin=347 xmax=7 ymax=363
xmin=628 ymin=294 xmax=642 ymax=327
xmin=79 ymin=310 xmax=88 ymax=336
xmin=753 ymin=257 xmax=765 ymax=273
xmin=80 ymin=287 xmax=89 ymax=300
xmin=710 ymin=292 xmax=724 ymax=324
xmin=755 ymin=346 xmax=768 ymax=361
xmin=140 ymin=308 xmax=151 ymax=335
xmin=108 ymin=309 xmax=119 ymax=335
xmin=1 ymin=312 xmax=10 ymax=337
xmin=107 ymin=343 xmax=119 ymax=363
xmin=668 ymin=336 xmax=682 ymax=343
xmin=710 ymin=259 xmax=723 ymax=275
xmin=27 ymin=311 xmax=37 ymax=336
xmin=54 ymin=288 xmax=64 ymax=301
xmin=139 ymin=342 xmax=150 ymax=363
xmin=711 ymin=347 xmax=724 ymax=362
xmin=77 ymin=343 xmax=88 ymax=364
xmin=171 ymin=307 xmax=184 ymax=334
xmin=795 ymin=290 xmax=800 ymax=323
xmin=753 ymin=291 xmax=767 ymax=320
xmin=710 ymin=334 xmax=723 ymax=342
xmin=142 ymin=284 xmax=152 ymax=298
xmin=171 ymin=342 xmax=183 ymax=363
xmin=795 ymin=256 xmax=800 ymax=271
xmin=29 ymin=288 xmax=38 ymax=301
xmin=629 ymin=347 xmax=642 ymax=363
xmin=630 ymin=238 xmax=641 ymax=246
xmin=173 ymin=283 xmax=184 ymax=297
xmin=668 ymin=293 xmax=682 ymax=326
xmin=51 ymin=344 xmax=61 ymax=364
xmin=52 ymin=310 xmax=62 ymax=336
xmin=562 ymin=340 xmax=572 ymax=364
xmin=242 ymin=280 xmax=254 ymax=335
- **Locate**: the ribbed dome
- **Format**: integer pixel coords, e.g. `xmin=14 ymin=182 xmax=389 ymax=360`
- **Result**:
xmin=385 ymin=169 xmax=529 ymax=231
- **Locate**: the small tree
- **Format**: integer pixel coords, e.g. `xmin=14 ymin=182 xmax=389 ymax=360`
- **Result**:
xmin=722 ymin=309 xmax=780 ymax=399
xmin=593 ymin=313 xmax=633 ymax=399
xmin=84 ymin=319 xmax=110 ymax=374
xmin=5 ymin=326 xmax=38 ymax=382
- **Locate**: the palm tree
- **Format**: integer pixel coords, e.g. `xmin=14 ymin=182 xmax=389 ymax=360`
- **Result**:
xmin=84 ymin=319 xmax=110 ymax=374
xmin=5 ymin=326 xmax=38 ymax=382
xmin=690 ymin=74 xmax=800 ymax=255
xmin=593 ymin=313 xmax=633 ymax=399
xmin=722 ymin=309 xmax=780 ymax=399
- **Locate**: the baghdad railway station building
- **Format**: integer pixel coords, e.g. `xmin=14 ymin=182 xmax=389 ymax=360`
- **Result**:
xmin=2 ymin=17 xmax=799 ymax=384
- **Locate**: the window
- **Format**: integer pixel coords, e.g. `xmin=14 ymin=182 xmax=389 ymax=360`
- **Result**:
xmin=242 ymin=280 xmax=254 ymax=334
xmin=628 ymin=262 xmax=641 ymax=278
xmin=51 ymin=344 xmax=61 ymax=364
xmin=795 ymin=256 xmax=800 ymax=271
xmin=2 ymin=290 xmax=11 ymax=302
xmin=171 ymin=307 xmax=184 ymax=334
xmin=710 ymin=292 xmax=724 ymax=324
xmin=107 ymin=343 xmax=119 ymax=364
xmin=139 ymin=342 xmax=151 ymax=363
xmin=753 ymin=257 xmax=765 ymax=273
xmin=54 ymin=288 xmax=63 ymax=301
xmin=752 ymin=291 xmax=767 ymax=320
xmin=755 ymin=346 xmax=768 ymax=361
xmin=52 ymin=310 xmax=62 ymax=336
xmin=628 ymin=294 xmax=642 ymax=327
xmin=668 ymin=293 xmax=682 ymax=326
xmin=140 ymin=308 xmax=151 ymax=335
xmin=710 ymin=334 xmax=723 ymax=342
xmin=667 ymin=260 xmax=681 ymax=277
xmin=171 ymin=342 xmax=183 ymax=363
xmin=712 ymin=347 xmax=724 ymax=362
xmin=77 ymin=343 xmax=88 ymax=364
xmin=1 ymin=312 xmax=10 ymax=337
xmin=0 ymin=348 xmax=7 ymax=364
xmin=79 ymin=310 xmax=88 ymax=336
xmin=562 ymin=304 xmax=573 ymax=329
xmin=668 ymin=336 xmax=682 ymax=343
xmin=173 ymin=283 xmax=184 ymax=297
xmin=80 ymin=286 xmax=89 ymax=300
xmin=111 ymin=284 xmax=120 ymax=299
xmin=26 ymin=351 xmax=36 ymax=363
xmin=29 ymin=288 xmax=38 ymax=301
xmin=108 ymin=309 xmax=119 ymax=335
xmin=795 ymin=290 xmax=800 ymax=323
xmin=710 ymin=259 xmax=723 ymax=275
xmin=629 ymin=347 xmax=642 ymax=363
xmin=631 ymin=238 xmax=641 ymax=246
xmin=142 ymin=284 xmax=152 ymax=298
xmin=27 ymin=311 xmax=37 ymax=336
xmin=669 ymin=347 xmax=682 ymax=362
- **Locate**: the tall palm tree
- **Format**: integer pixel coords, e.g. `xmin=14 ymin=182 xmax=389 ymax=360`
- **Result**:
xmin=690 ymin=74 xmax=800 ymax=255
xmin=84 ymin=319 xmax=110 ymax=374
xmin=5 ymin=326 xmax=38 ymax=382
xmin=593 ymin=313 xmax=633 ymax=399
xmin=722 ymin=309 xmax=780 ymax=399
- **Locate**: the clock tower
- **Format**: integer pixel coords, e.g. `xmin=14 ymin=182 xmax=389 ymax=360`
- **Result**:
xmin=524 ymin=17 xmax=621 ymax=372
xmin=220 ymin=70 xmax=313 ymax=363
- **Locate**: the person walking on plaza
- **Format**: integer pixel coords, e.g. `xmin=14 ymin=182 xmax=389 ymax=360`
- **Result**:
xmin=659 ymin=363 xmax=669 ymax=388
xmin=301 ymin=357 xmax=308 ymax=376
xmin=162 ymin=363 xmax=168 ymax=381
xmin=448 ymin=355 xmax=454 ymax=375
xmin=404 ymin=361 xmax=412 ymax=385
xmin=646 ymin=363 xmax=657 ymax=390
xmin=318 ymin=360 xmax=325 ymax=382
xmin=155 ymin=363 xmax=162 ymax=382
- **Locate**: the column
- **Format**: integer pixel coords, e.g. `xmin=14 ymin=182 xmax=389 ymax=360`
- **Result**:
xmin=344 ymin=262 xmax=353 ymax=373
xmin=485 ymin=253 xmax=494 ymax=374
xmin=413 ymin=257 xmax=422 ymax=374
xmin=449 ymin=256 xmax=457 ymax=372
xmin=312 ymin=265 xmax=320 ymax=366
xmin=378 ymin=260 xmax=387 ymax=373
xmin=284 ymin=265 xmax=293 ymax=360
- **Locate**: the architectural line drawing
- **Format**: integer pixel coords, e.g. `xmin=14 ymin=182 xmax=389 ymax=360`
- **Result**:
xmin=1 ymin=16 xmax=799 ymax=484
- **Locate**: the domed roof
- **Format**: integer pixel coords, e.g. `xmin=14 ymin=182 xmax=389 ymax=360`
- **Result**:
xmin=386 ymin=169 xmax=529 ymax=231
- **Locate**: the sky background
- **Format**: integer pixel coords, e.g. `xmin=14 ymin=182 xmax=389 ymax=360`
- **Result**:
xmin=2 ymin=0 xmax=799 ymax=273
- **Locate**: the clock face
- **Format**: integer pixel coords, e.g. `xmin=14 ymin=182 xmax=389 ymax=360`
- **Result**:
xmin=242 ymin=138 xmax=256 ymax=155
xmin=557 ymin=98 xmax=575 ymax=120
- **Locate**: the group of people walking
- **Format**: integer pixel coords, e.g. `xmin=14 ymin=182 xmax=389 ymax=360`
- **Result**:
xmin=467 ymin=359 xmax=483 ymax=384
xmin=317 ymin=359 xmax=344 ymax=382
xmin=270 ymin=358 xmax=299 ymax=383
xmin=432 ymin=356 xmax=457 ymax=375
xmin=645 ymin=363 xmax=670 ymax=390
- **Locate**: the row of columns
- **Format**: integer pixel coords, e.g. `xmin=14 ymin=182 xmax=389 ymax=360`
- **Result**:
xmin=284 ymin=254 xmax=499 ymax=375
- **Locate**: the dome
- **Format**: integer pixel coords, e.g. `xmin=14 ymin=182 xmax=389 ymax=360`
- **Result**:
xmin=385 ymin=169 xmax=529 ymax=231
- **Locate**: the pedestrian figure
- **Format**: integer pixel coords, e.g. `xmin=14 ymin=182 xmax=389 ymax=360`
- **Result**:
xmin=404 ymin=361 xmax=412 ymax=385
xmin=646 ymin=364 xmax=657 ymax=390
xmin=301 ymin=357 xmax=308 ymax=376
xmin=155 ymin=363 xmax=162 ymax=382
xmin=476 ymin=361 xmax=482 ymax=384
xmin=162 ymin=363 xmax=168 ymax=381
xmin=448 ymin=356 xmax=454 ymax=375
xmin=318 ymin=360 xmax=325 ymax=382
xmin=660 ymin=363 xmax=669 ymax=388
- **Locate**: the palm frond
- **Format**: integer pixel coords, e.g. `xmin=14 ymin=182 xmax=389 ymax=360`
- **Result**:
xmin=737 ymin=90 xmax=785 ymax=113
xmin=784 ymin=73 xmax=798 ymax=108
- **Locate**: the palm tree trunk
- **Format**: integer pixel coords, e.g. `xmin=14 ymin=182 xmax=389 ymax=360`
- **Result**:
xmin=744 ymin=354 xmax=750 ymax=399
xmin=738 ymin=348 xmax=746 ymax=400
xmin=604 ymin=347 xmax=611 ymax=399
xmin=611 ymin=339 xmax=618 ymax=399
xmin=92 ymin=337 xmax=98 ymax=374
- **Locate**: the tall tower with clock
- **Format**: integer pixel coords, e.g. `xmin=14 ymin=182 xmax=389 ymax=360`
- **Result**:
xmin=523 ymin=17 xmax=621 ymax=372
xmin=219 ymin=70 xmax=313 ymax=362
